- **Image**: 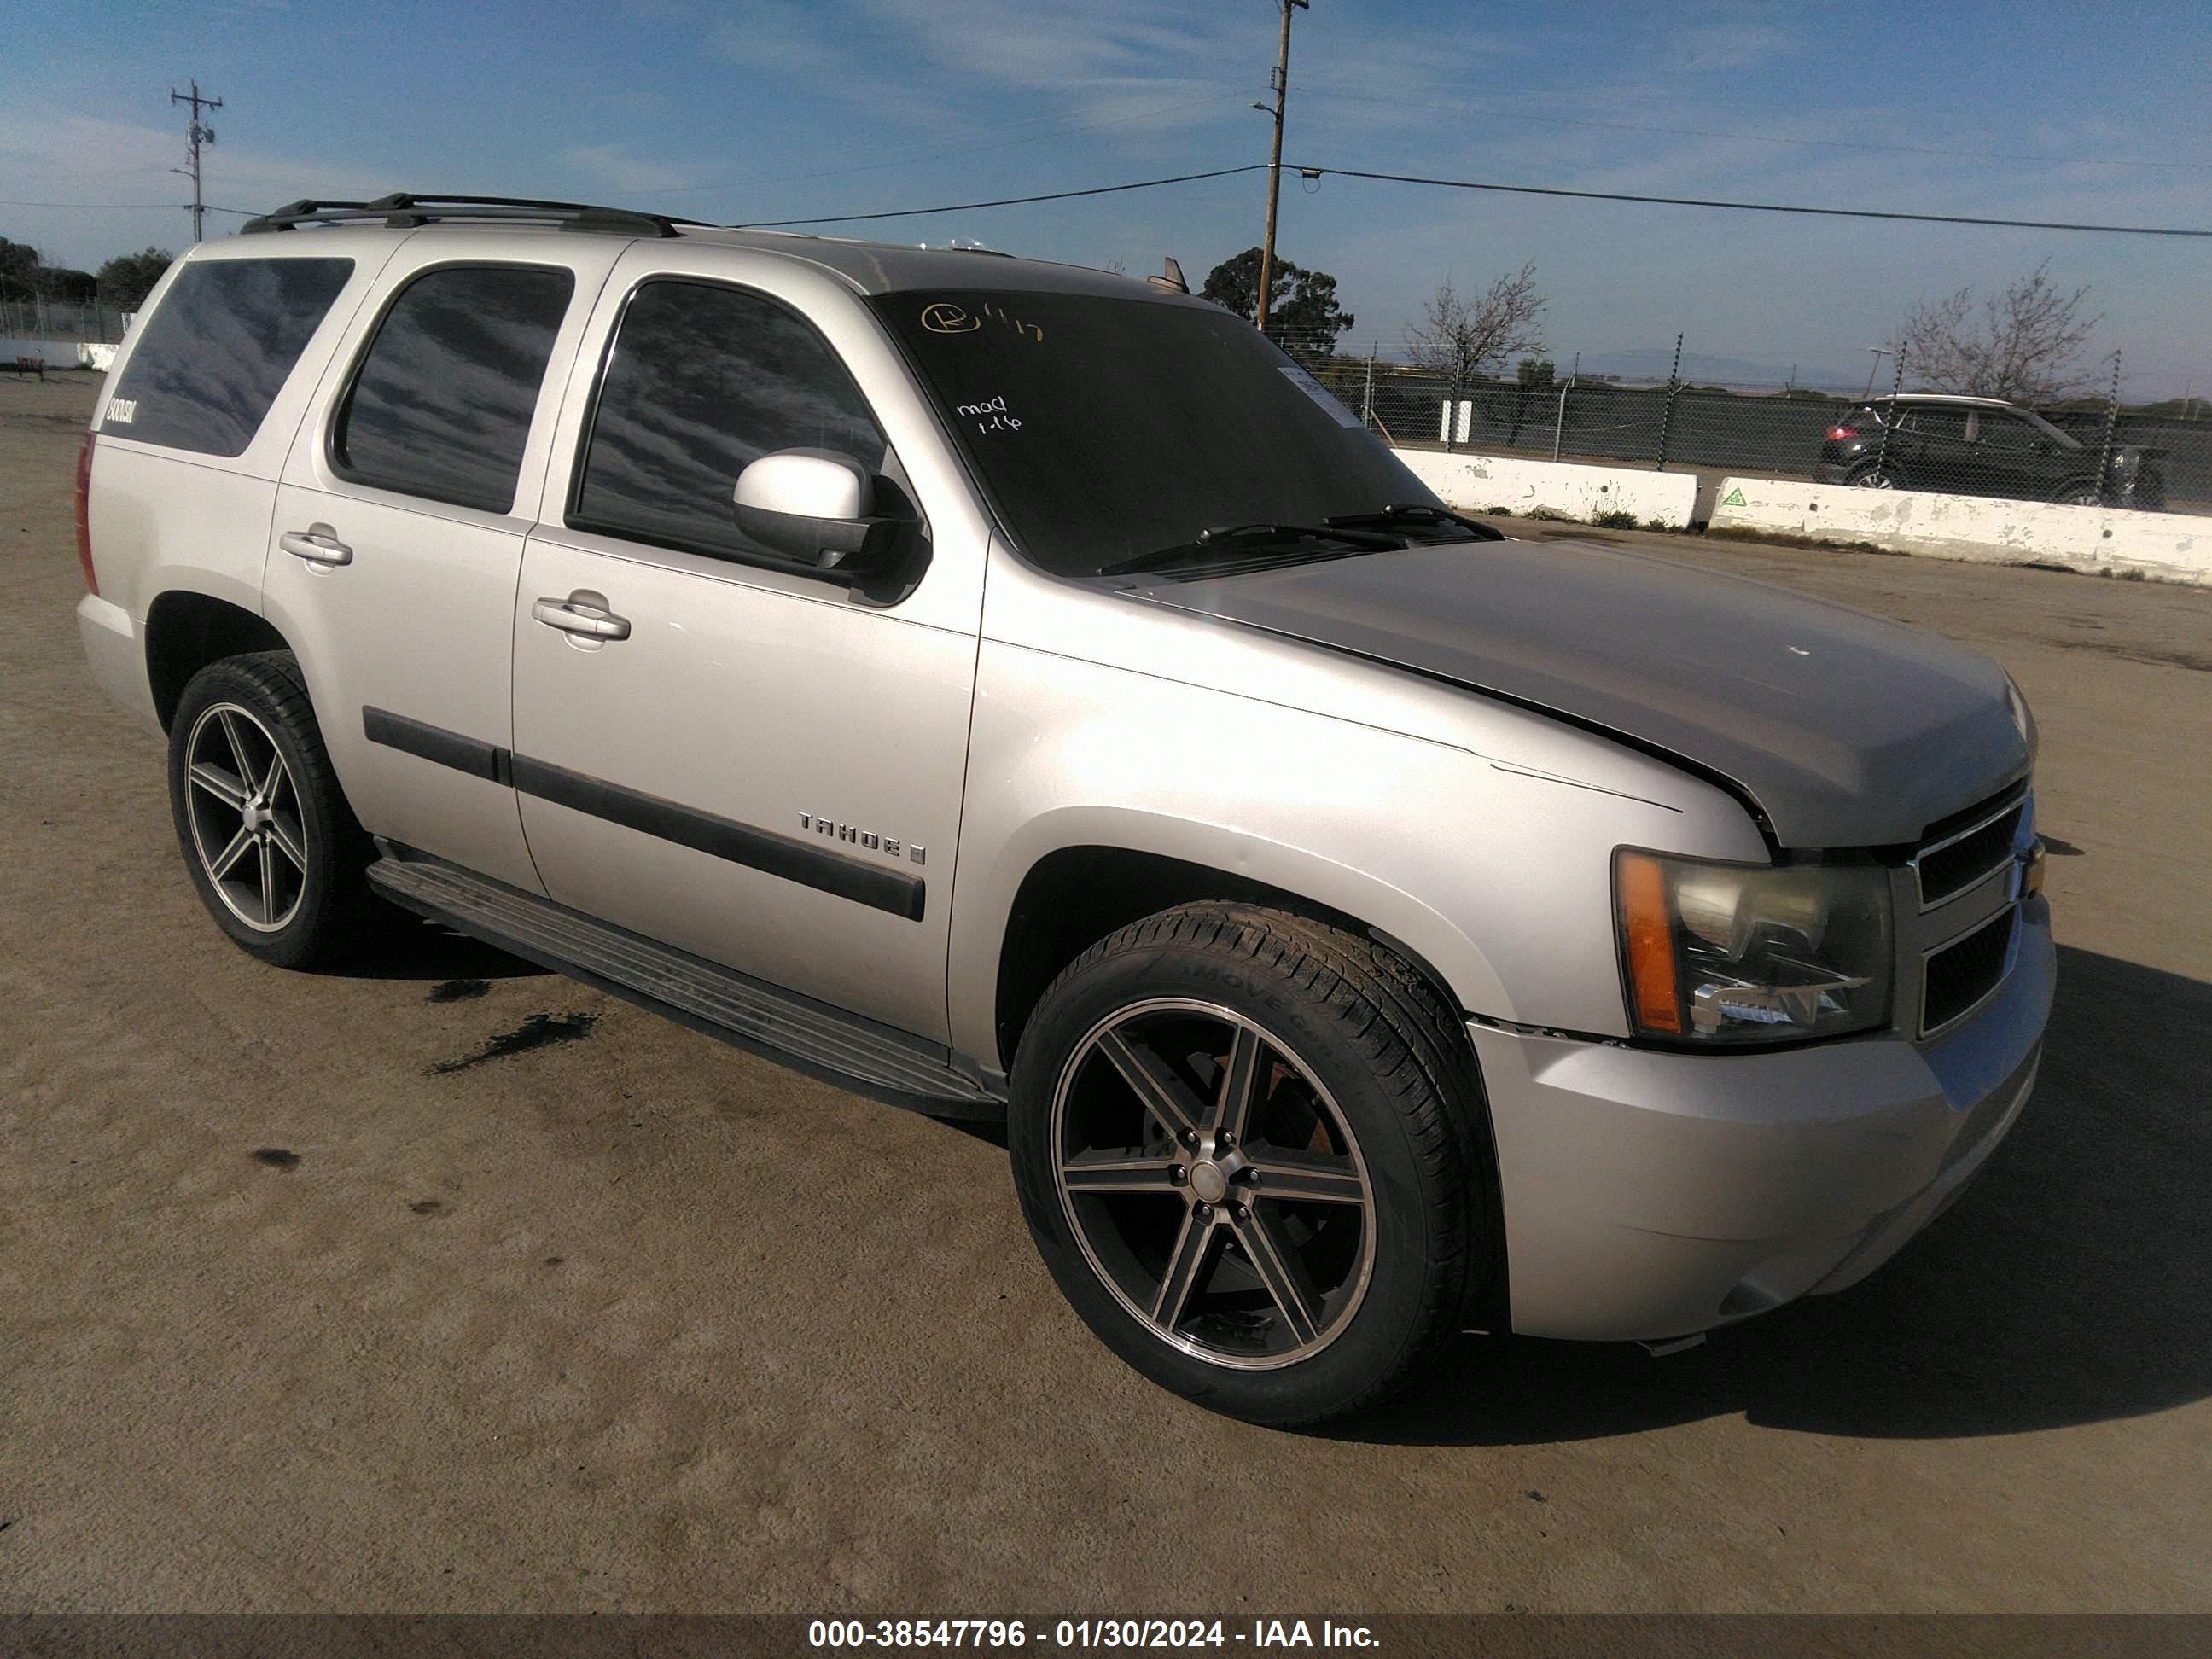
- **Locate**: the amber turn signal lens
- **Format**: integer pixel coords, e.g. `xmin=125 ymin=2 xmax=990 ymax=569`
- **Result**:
xmin=1617 ymin=852 xmax=1683 ymax=1033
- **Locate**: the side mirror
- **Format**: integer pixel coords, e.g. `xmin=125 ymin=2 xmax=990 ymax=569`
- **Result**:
xmin=731 ymin=448 xmax=902 ymax=574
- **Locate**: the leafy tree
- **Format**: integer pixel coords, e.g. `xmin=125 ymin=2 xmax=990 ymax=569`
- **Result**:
xmin=1402 ymin=265 xmax=1547 ymax=452
xmin=1892 ymin=261 xmax=2103 ymax=403
xmin=34 ymin=265 xmax=96 ymax=302
xmin=1199 ymin=247 xmax=1355 ymax=353
xmin=96 ymin=247 xmax=177 ymax=311
xmin=0 ymin=237 xmax=42 ymax=302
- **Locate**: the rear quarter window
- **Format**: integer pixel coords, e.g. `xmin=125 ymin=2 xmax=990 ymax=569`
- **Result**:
xmin=100 ymin=258 xmax=354 ymax=457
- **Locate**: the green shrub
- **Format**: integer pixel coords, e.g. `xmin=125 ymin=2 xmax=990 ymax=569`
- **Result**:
xmin=1592 ymin=509 xmax=1639 ymax=528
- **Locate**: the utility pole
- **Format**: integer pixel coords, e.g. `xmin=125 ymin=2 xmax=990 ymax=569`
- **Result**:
xmin=1253 ymin=0 xmax=1307 ymax=336
xmin=171 ymin=79 xmax=223 ymax=243
xmin=1861 ymin=346 xmax=1893 ymax=402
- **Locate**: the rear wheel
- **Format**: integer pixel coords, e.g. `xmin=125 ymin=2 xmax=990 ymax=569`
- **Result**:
xmin=167 ymin=651 xmax=381 ymax=969
xmin=1848 ymin=461 xmax=1904 ymax=490
xmin=1008 ymin=904 xmax=1492 ymax=1426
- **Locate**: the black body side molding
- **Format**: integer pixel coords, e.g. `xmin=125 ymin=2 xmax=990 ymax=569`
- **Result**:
xmin=362 ymin=707 xmax=926 ymax=922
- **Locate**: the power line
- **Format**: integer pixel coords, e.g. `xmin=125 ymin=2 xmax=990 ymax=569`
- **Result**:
xmin=734 ymin=165 xmax=1266 ymax=227
xmin=1289 ymin=165 xmax=2212 ymax=237
xmin=18 ymin=165 xmax=2207 ymax=242
xmin=1295 ymin=85 xmax=2212 ymax=172
xmin=0 ymin=201 xmax=256 ymax=213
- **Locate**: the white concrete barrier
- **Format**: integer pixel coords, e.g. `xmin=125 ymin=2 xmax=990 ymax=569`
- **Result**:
xmin=1710 ymin=475 xmax=2212 ymax=586
xmin=78 ymin=343 xmax=117 ymax=370
xmin=1397 ymin=449 xmax=1700 ymax=528
xmin=1 ymin=339 xmax=105 ymax=371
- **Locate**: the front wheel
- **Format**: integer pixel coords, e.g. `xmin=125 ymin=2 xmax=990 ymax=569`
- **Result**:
xmin=1008 ymin=904 xmax=1493 ymax=1426
xmin=2053 ymin=480 xmax=2106 ymax=508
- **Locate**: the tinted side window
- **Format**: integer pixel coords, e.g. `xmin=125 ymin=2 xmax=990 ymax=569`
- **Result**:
xmin=333 ymin=264 xmax=574 ymax=513
xmin=1978 ymin=414 xmax=2038 ymax=450
xmin=572 ymin=280 xmax=888 ymax=563
xmin=1905 ymin=407 xmax=1968 ymax=440
xmin=102 ymin=258 xmax=353 ymax=457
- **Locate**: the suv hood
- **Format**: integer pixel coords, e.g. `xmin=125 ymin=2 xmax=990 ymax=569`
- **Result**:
xmin=1126 ymin=538 xmax=2027 ymax=848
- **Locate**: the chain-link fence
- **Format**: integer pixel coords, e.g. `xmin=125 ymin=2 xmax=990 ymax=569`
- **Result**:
xmin=1271 ymin=331 xmax=2209 ymax=515
xmin=0 ymin=298 xmax=135 ymax=346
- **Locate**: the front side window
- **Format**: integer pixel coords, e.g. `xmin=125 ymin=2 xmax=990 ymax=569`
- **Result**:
xmin=102 ymin=257 xmax=353 ymax=457
xmin=1906 ymin=407 xmax=1969 ymax=441
xmin=870 ymin=289 xmax=1428 ymax=578
xmin=1979 ymin=414 xmax=2041 ymax=451
xmin=332 ymin=264 xmax=574 ymax=513
xmin=571 ymin=280 xmax=889 ymax=564
xmin=2020 ymin=409 xmax=2081 ymax=450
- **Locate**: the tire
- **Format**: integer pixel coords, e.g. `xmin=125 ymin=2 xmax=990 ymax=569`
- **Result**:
xmin=1848 ymin=461 xmax=1903 ymax=490
xmin=2052 ymin=481 xmax=2105 ymax=508
xmin=1007 ymin=903 xmax=1494 ymax=1427
xmin=166 ymin=650 xmax=381 ymax=969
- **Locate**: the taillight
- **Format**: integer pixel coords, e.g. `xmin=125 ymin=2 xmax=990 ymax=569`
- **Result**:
xmin=74 ymin=430 xmax=99 ymax=594
xmin=1825 ymin=426 xmax=1860 ymax=442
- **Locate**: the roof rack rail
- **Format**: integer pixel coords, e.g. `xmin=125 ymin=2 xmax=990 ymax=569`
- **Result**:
xmin=240 ymin=193 xmax=707 ymax=239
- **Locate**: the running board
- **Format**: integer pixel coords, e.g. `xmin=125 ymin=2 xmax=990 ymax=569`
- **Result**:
xmin=367 ymin=855 xmax=1003 ymax=1112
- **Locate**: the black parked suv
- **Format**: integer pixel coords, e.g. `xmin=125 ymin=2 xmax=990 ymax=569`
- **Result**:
xmin=1816 ymin=393 xmax=2166 ymax=511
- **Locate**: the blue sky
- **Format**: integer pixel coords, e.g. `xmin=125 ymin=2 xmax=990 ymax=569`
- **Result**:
xmin=6 ymin=0 xmax=2209 ymax=395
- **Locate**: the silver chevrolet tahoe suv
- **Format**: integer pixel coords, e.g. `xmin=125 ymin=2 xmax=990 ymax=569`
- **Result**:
xmin=74 ymin=195 xmax=2052 ymax=1425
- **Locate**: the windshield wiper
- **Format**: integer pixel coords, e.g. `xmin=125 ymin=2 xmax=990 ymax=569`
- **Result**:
xmin=1100 ymin=521 xmax=1403 ymax=577
xmin=1324 ymin=503 xmax=1503 ymax=541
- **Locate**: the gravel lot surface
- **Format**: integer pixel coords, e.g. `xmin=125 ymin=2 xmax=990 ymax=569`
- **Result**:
xmin=3 ymin=373 xmax=2208 ymax=1615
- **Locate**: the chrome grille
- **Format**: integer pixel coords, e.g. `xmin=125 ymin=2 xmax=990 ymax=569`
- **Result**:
xmin=1921 ymin=907 xmax=2018 ymax=1037
xmin=1912 ymin=793 xmax=2027 ymax=909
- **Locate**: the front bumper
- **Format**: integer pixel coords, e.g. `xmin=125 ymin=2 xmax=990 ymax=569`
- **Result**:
xmin=1470 ymin=895 xmax=2054 ymax=1341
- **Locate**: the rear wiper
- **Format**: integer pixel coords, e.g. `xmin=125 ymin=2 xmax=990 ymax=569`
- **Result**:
xmin=1100 ymin=521 xmax=1402 ymax=577
xmin=1324 ymin=503 xmax=1504 ymax=541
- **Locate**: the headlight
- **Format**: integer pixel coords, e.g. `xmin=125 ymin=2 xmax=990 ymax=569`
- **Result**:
xmin=2004 ymin=673 xmax=2039 ymax=765
xmin=1615 ymin=851 xmax=1893 ymax=1045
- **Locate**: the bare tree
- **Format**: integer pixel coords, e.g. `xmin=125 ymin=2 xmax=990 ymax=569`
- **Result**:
xmin=1893 ymin=261 xmax=2103 ymax=404
xmin=1403 ymin=265 xmax=1547 ymax=451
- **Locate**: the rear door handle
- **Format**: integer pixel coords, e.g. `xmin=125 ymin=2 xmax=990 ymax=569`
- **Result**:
xmin=279 ymin=525 xmax=352 ymax=566
xmin=531 ymin=597 xmax=632 ymax=641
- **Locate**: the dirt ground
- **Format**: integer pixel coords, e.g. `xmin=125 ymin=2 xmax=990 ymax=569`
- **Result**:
xmin=2 ymin=371 xmax=2209 ymax=1615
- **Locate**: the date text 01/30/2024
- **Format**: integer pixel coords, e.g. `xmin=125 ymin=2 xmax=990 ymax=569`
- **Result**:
xmin=806 ymin=1619 xmax=1380 ymax=1649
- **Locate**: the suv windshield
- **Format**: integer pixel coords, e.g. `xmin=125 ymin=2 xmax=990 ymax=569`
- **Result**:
xmin=872 ymin=289 xmax=1442 ymax=578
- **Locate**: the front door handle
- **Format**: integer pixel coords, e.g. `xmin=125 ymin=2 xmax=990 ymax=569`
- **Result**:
xmin=279 ymin=525 xmax=352 ymax=566
xmin=532 ymin=597 xmax=632 ymax=641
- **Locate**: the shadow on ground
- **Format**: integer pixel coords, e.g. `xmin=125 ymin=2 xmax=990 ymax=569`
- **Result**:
xmin=335 ymin=913 xmax=550 ymax=983
xmin=1348 ymin=944 xmax=2211 ymax=1445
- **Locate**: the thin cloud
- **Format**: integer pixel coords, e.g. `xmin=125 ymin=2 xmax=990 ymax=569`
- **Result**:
xmin=563 ymin=143 xmax=696 ymax=195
